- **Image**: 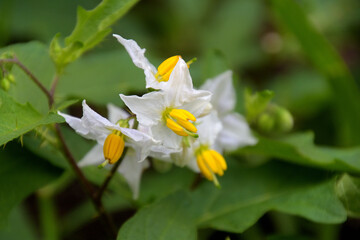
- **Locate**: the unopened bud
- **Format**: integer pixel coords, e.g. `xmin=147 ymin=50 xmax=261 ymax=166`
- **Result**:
xmin=275 ymin=107 xmax=293 ymax=132
xmin=257 ymin=113 xmax=275 ymax=133
xmin=1 ymin=78 xmax=10 ymax=91
xmin=7 ymin=74 xmax=15 ymax=83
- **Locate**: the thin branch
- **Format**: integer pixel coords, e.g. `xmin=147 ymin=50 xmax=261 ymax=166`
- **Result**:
xmin=49 ymin=74 xmax=60 ymax=103
xmin=54 ymin=124 xmax=117 ymax=237
xmin=0 ymin=58 xmax=52 ymax=106
xmin=96 ymin=147 xmax=129 ymax=201
xmin=1 ymin=56 xmax=117 ymax=236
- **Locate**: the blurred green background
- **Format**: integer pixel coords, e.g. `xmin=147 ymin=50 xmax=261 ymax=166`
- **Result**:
xmin=1 ymin=0 xmax=360 ymax=239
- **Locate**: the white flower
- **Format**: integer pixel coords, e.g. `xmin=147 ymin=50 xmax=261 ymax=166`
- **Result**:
xmin=113 ymin=34 xmax=195 ymax=91
xmin=171 ymin=112 xmax=226 ymax=186
xmin=59 ymin=102 xmax=159 ymax=199
xmin=58 ymin=100 xmax=159 ymax=163
xmin=120 ymin=58 xmax=212 ymax=152
xmin=201 ymin=70 xmax=257 ymax=151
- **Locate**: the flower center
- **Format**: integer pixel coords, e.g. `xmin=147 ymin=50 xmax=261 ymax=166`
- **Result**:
xmin=195 ymin=146 xmax=227 ymax=187
xmin=155 ymin=55 xmax=181 ymax=82
xmin=163 ymin=108 xmax=198 ymax=138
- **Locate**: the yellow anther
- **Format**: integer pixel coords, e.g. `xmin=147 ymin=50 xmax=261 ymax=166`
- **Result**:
xmin=166 ymin=118 xmax=186 ymax=133
xmin=197 ymin=154 xmax=213 ymax=181
xmin=102 ymin=133 xmax=125 ymax=164
xmin=169 ymin=109 xmax=188 ymax=121
xmin=176 ymin=118 xmax=197 ymax=133
xmin=202 ymin=150 xmax=223 ymax=176
xmin=181 ymin=109 xmax=196 ymax=122
xmin=196 ymin=147 xmax=227 ymax=186
xmin=155 ymin=55 xmax=181 ymax=82
xmin=210 ymin=150 xmax=227 ymax=170
xmin=165 ymin=109 xmax=197 ymax=137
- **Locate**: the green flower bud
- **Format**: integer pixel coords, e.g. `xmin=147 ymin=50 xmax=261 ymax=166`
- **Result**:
xmin=257 ymin=113 xmax=275 ymax=133
xmin=1 ymin=78 xmax=10 ymax=91
xmin=7 ymin=74 xmax=15 ymax=83
xmin=275 ymin=107 xmax=294 ymax=132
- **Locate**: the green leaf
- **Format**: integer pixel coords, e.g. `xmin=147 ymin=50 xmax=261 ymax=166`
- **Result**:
xmin=270 ymin=0 xmax=360 ymax=146
xmin=118 ymin=161 xmax=346 ymax=238
xmin=50 ymin=0 xmax=139 ymax=71
xmin=57 ymin=50 xmax=146 ymax=105
xmin=192 ymin=161 xmax=346 ymax=233
xmin=0 ymin=206 xmax=38 ymax=239
xmin=118 ymin=191 xmax=197 ymax=240
xmin=0 ymin=90 xmax=63 ymax=146
xmin=0 ymin=143 xmax=62 ymax=227
xmin=137 ymin=167 xmax=195 ymax=206
xmin=335 ymin=174 xmax=360 ymax=217
xmin=237 ymin=132 xmax=360 ymax=173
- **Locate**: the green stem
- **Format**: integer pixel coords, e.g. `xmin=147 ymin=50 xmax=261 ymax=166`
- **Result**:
xmin=38 ymin=191 xmax=59 ymax=240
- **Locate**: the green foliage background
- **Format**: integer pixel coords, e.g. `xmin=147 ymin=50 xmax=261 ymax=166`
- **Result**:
xmin=1 ymin=0 xmax=360 ymax=239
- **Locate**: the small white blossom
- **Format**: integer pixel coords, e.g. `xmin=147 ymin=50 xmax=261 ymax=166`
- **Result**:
xmin=120 ymin=59 xmax=212 ymax=152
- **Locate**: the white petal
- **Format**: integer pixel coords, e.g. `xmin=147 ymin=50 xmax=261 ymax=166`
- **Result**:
xmin=120 ymin=127 xmax=159 ymax=162
xmin=78 ymin=144 xmax=104 ymax=167
xmin=120 ymin=92 xmax=165 ymax=126
xmin=218 ymin=113 xmax=257 ymax=151
xmin=151 ymin=123 xmax=182 ymax=151
xmin=81 ymin=100 xmax=121 ymax=143
xmin=107 ymin=103 xmax=129 ymax=124
xmin=113 ymin=34 xmax=158 ymax=89
xmin=197 ymin=112 xmax=223 ymax=146
xmin=181 ymin=90 xmax=212 ymax=118
xmin=58 ymin=111 xmax=89 ymax=136
xmin=58 ymin=102 xmax=111 ymax=144
xmin=118 ymin=149 xmax=150 ymax=199
xmin=186 ymin=157 xmax=200 ymax=173
xmin=201 ymin=70 xmax=236 ymax=114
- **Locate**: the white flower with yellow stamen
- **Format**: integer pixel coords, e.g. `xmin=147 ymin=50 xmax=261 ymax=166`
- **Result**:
xmin=201 ymin=70 xmax=257 ymax=151
xmin=59 ymin=102 xmax=162 ymax=199
xmin=113 ymin=34 xmax=196 ymax=90
xmin=171 ymin=112 xmax=226 ymax=186
xmin=120 ymin=59 xmax=212 ymax=152
xmin=58 ymin=100 xmax=160 ymax=166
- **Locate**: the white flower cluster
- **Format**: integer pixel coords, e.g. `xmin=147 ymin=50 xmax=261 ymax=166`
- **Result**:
xmin=59 ymin=34 xmax=257 ymax=199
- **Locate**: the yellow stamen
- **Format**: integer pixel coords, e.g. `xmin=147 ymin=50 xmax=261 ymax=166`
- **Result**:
xmin=155 ymin=55 xmax=181 ymax=82
xmin=210 ymin=150 xmax=227 ymax=170
xmin=196 ymin=147 xmax=227 ymax=186
xmin=197 ymin=154 xmax=213 ymax=181
xmin=165 ymin=108 xmax=198 ymax=137
xmin=166 ymin=118 xmax=186 ymax=133
xmin=102 ymin=133 xmax=125 ymax=165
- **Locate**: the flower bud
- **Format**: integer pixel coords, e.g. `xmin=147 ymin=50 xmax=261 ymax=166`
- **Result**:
xmin=1 ymin=78 xmax=10 ymax=91
xmin=7 ymin=74 xmax=15 ymax=83
xmin=275 ymin=107 xmax=294 ymax=132
xmin=257 ymin=113 xmax=275 ymax=133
